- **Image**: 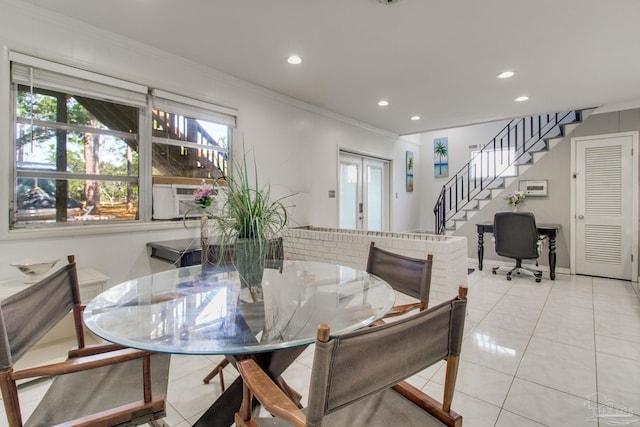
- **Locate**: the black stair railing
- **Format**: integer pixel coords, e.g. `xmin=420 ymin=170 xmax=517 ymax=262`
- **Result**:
xmin=434 ymin=111 xmax=579 ymax=234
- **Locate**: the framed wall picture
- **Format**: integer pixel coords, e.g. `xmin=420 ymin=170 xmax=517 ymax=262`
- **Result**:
xmin=434 ymin=137 xmax=449 ymax=178
xmin=406 ymin=151 xmax=414 ymax=192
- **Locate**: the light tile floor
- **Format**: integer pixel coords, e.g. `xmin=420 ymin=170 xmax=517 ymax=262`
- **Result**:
xmin=2 ymin=268 xmax=639 ymax=427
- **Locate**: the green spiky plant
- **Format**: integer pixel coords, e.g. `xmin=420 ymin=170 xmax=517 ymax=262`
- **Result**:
xmin=206 ymin=152 xmax=292 ymax=296
xmin=212 ymin=153 xmax=290 ymax=245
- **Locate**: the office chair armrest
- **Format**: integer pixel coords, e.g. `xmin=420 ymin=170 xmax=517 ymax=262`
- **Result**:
xmin=10 ymin=348 xmax=150 ymax=381
xmin=236 ymin=358 xmax=306 ymax=427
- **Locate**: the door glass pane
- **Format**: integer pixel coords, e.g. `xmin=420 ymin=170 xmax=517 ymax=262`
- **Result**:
xmin=339 ymin=162 xmax=358 ymax=229
xmin=367 ymin=164 xmax=383 ymax=231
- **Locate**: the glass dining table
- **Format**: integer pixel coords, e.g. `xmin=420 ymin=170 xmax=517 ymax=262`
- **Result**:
xmin=83 ymin=259 xmax=396 ymax=427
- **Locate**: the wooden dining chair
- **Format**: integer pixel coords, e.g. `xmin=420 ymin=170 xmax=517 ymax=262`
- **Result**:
xmin=234 ymin=285 xmax=468 ymax=427
xmin=366 ymin=241 xmax=433 ymax=319
xmin=0 ymin=255 xmax=171 ymax=427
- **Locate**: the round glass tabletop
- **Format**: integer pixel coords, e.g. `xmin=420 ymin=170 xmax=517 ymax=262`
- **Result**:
xmin=83 ymin=260 xmax=396 ymax=355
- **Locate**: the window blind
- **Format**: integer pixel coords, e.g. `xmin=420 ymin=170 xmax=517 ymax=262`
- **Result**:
xmin=151 ymin=89 xmax=237 ymax=127
xmin=10 ymin=52 xmax=148 ymax=108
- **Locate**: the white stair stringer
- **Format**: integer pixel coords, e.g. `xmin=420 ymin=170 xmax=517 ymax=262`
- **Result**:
xmin=443 ymin=108 xmax=595 ymax=236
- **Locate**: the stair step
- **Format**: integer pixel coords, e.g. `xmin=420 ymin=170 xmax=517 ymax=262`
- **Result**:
xmin=532 ymin=150 xmax=548 ymax=163
xmin=516 ymin=154 xmax=533 ymax=165
xmin=451 ymin=210 xmax=466 ymax=220
xmin=547 ymin=136 xmax=564 ymax=149
xmin=562 ymin=122 xmax=580 ymax=134
xmin=478 ymin=199 xmax=491 ymax=210
xmin=486 ymin=178 xmax=504 ymax=189
xmin=528 ymin=139 xmax=548 ymax=152
xmin=476 ymin=191 xmax=492 ymax=200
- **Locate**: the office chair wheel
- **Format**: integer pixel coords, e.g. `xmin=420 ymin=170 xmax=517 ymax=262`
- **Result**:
xmin=535 ymin=278 xmax=541 ymax=283
xmin=506 ymin=275 xmax=512 ymax=281
xmin=492 ymin=270 xmax=496 ymax=275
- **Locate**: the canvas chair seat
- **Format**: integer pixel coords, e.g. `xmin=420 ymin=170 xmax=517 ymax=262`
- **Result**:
xmin=24 ymin=353 xmax=170 ymax=427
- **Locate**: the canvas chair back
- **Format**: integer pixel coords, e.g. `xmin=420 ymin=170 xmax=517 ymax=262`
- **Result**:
xmin=366 ymin=242 xmax=432 ymax=306
xmin=0 ymin=260 xmax=81 ymax=370
xmin=305 ymin=293 xmax=466 ymax=425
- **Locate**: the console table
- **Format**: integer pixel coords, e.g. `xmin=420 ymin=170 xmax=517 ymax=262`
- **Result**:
xmin=147 ymin=238 xmax=201 ymax=267
xmin=476 ymin=222 xmax=561 ymax=279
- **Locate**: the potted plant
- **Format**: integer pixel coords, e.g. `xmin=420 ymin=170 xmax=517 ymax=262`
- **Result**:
xmin=205 ymin=153 xmax=291 ymax=299
xmin=504 ymin=191 xmax=526 ymax=212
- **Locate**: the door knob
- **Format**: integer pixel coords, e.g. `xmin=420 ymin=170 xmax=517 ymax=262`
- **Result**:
xmin=578 ymin=215 xmax=584 ymax=219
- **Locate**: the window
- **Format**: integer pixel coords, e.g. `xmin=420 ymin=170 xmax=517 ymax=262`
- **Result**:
xmin=11 ymin=55 xmax=146 ymax=228
xmin=151 ymin=90 xmax=234 ymax=181
xmin=469 ymin=146 xmax=517 ymax=179
xmin=9 ymin=54 xmax=236 ymax=230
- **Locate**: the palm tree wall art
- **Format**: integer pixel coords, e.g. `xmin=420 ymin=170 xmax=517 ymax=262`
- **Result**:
xmin=406 ymin=151 xmax=414 ymax=192
xmin=434 ymin=137 xmax=449 ymax=178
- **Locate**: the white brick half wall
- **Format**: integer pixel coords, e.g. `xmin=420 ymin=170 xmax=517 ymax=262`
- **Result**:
xmin=283 ymin=226 xmax=468 ymax=303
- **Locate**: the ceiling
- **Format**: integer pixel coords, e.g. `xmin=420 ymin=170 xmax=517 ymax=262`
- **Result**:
xmin=21 ymin=0 xmax=640 ymax=135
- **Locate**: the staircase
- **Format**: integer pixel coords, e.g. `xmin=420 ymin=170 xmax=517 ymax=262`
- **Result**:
xmin=433 ymin=109 xmax=594 ymax=235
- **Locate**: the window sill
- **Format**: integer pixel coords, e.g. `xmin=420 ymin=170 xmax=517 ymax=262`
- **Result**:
xmin=3 ymin=219 xmax=201 ymax=241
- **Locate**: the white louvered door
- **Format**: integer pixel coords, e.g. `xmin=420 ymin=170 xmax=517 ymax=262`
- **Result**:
xmin=574 ymin=132 xmax=637 ymax=280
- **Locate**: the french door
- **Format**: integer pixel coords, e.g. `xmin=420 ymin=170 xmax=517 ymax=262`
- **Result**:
xmin=338 ymin=152 xmax=389 ymax=231
xmin=571 ymin=132 xmax=638 ymax=280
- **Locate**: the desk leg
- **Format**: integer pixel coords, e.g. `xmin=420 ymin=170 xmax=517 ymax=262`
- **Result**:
xmin=548 ymin=235 xmax=557 ymax=280
xmin=478 ymin=231 xmax=484 ymax=271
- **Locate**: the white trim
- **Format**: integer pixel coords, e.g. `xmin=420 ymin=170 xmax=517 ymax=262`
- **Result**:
xmin=9 ymin=51 xmax=147 ymax=94
xmin=3 ymin=218 xmax=202 ymax=241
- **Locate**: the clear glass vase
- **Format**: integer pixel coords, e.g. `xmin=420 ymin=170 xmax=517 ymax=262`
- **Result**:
xmin=234 ymin=238 xmax=267 ymax=301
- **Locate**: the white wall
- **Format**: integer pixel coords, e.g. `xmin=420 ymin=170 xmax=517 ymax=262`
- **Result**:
xmin=418 ymin=120 xmax=510 ymax=232
xmin=0 ymin=0 xmax=420 ymax=285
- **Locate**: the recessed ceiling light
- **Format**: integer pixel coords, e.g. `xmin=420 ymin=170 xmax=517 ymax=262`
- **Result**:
xmin=287 ymin=55 xmax=302 ymax=65
xmin=410 ymin=115 xmax=421 ymax=121
xmin=378 ymin=100 xmax=389 ymax=107
xmin=497 ymin=71 xmax=515 ymax=79
xmin=514 ymin=96 xmax=529 ymax=102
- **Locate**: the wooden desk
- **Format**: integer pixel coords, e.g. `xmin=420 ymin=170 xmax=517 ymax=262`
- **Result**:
xmin=476 ymin=222 xmax=561 ymax=280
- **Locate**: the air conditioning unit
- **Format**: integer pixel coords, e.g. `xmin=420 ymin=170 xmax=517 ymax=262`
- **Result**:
xmin=152 ymin=181 xmax=225 ymax=220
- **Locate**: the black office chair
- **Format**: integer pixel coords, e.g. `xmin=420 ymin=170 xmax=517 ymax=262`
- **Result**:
xmin=492 ymin=211 xmax=543 ymax=282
